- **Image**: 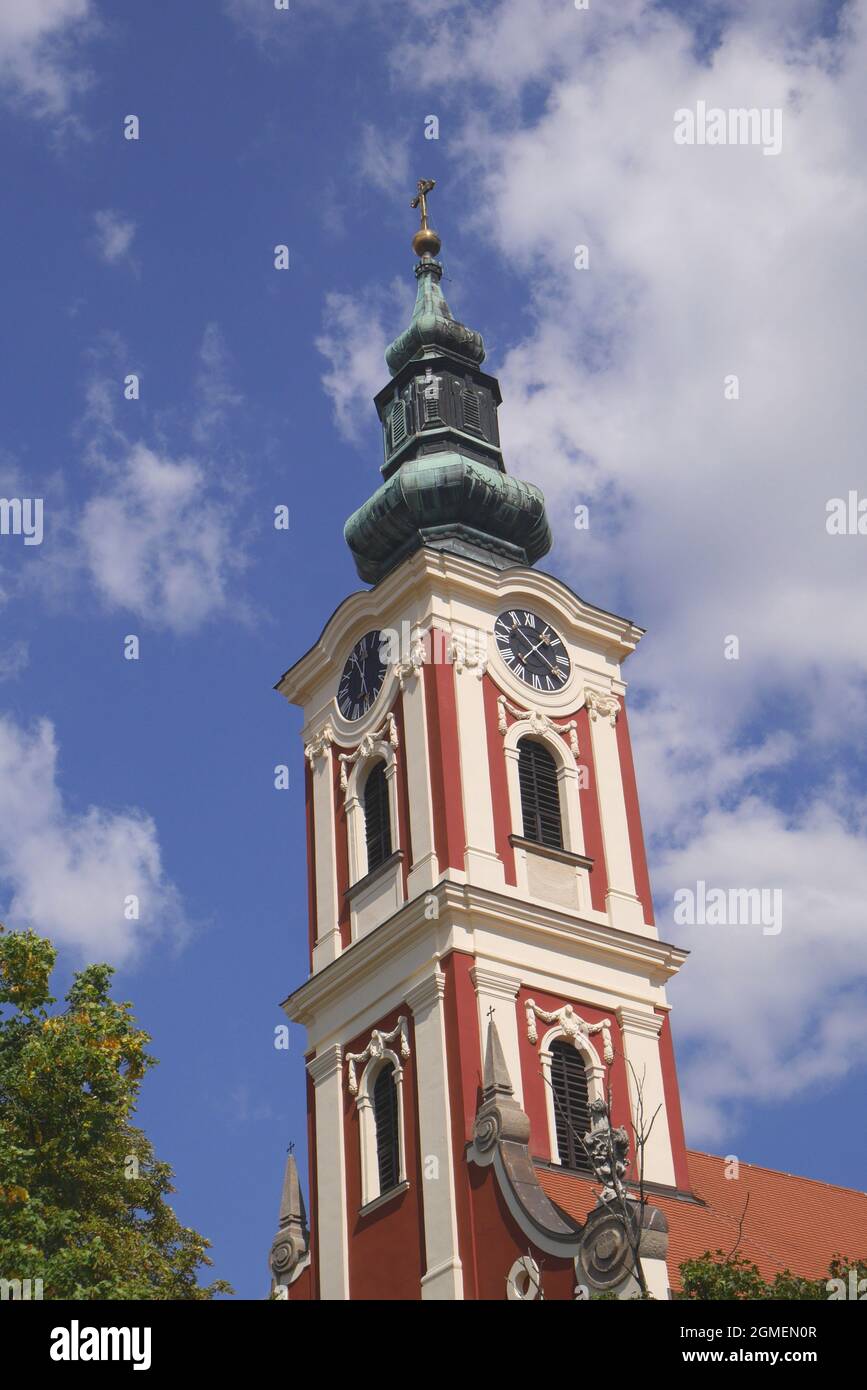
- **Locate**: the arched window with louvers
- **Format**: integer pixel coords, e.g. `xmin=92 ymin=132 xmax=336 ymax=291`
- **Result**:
xmin=363 ymin=760 xmax=392 ymax=874
xmin=550 ymin=1038 xmax=593 ymax=1173
xmin=517 ymin=737 xmax=564 ymax=850
xmin=372 ymin=1062 xmax=401 ymax=1195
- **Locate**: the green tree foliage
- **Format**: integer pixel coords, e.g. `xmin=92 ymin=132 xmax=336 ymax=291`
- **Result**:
xmin=679 ymin=1250 xmax=867 ymax=1301
xmin=0 ymin=926 xmax=232 ymax=1299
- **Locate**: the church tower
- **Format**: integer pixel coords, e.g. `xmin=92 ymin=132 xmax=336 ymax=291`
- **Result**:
xmin=270 ymin=183 xmax=690 ymax=1302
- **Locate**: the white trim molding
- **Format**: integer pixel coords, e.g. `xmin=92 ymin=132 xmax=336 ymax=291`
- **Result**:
xmin=392 ymin=627 xmax=427 ymax=691
xmin=497 ymin=695 xmax=580 ymax=757
xmin=344 ymin=1017 xmax=410 ymax=1096
xmin=525 ymin=999 xmax=614 ymax=1064
xmin=449 ymin=633 xmax=487 ymax=679
xmin=584 ymin=688 xmax=621 ymax=726
xmin=345 ymin=1019 xmax=411 ymax=1211
xmin=338 ymin=712 xmax=399 ymax=795
xmin=304 ymin=724 xmax=336 ymax=764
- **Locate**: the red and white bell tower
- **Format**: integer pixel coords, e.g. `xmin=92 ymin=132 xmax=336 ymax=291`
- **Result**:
xmin=269 ymin=185 xmax=690 ymax=1302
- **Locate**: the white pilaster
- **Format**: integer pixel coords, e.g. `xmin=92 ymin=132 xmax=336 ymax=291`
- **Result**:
xmin=307 ymin=1045 xmax=350 ymax=1299
xmin=406 ymin=968 xmax=464 ymax=1300
xmin=452 ymin=655 xmax=505 ymax=891
xmin=309 ymin=740 xmax=341 ymax=971
xmin=401 ymin=664 xmax=440 ymax=898
xmin=617 ymin=1007 xmax=676 ymax=1188
xmin=470 ymin=966 xmax=522 ymax=1106
xmin=584 ymin=691 xmax=646 ymax=935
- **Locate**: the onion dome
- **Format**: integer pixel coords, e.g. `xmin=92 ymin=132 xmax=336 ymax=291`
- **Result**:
xmin=344 ymin=180 xmax=552 ymax=585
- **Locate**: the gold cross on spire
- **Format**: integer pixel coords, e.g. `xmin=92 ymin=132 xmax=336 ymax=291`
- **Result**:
xmin=411 ymin=178 xmax=436 ymax=227
xmin=410 ymin=179 xmax=441 ymax=259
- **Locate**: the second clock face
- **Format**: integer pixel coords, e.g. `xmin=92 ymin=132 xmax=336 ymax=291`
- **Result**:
xmin=337 ymin=630 xmax=387 ymax=721
xmin=494 ymin=608 xmax=571 ymax=692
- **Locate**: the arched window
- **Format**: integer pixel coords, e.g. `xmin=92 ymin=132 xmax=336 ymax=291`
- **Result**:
xmin=550 ymin=1039 xmax=592 ymax=1173
xmin=518 ymin=738 xmax=563 ymax=850
xmin=373 ymin=1063 xmax=400 ymax=1194
xmin=363 ymin=761 xmax=391 ymax=873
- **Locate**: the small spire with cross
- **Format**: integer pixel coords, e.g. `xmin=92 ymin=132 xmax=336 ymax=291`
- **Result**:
xmin=410 ymin=178 xmax=442 ymax=259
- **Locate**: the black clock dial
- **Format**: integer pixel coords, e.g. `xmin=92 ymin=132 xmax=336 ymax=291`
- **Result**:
xmin=494 ymin=609 xmax=570 ymax=692
xmin=337 ymin=630 xmax=387 ymax=721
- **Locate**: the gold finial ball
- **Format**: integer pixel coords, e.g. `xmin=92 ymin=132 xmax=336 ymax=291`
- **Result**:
xmin=412 ymin=227 xmax=442 ymax=258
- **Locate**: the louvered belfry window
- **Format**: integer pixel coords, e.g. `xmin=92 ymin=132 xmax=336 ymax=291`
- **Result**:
xmin=373 ymin=1063 xmax=400 ymax=1193
xmin=518 ymin=738 xmax=563 ymax=849
xmin=364 ymin=761 xmax=392 ymax=873
xmin=551 ymin=1039 xmax=592 ymax=1173
xmin=390 ymin=398 xmax=408 ymax=451
xmin=461 ymin=387 xmax=482 ymax=433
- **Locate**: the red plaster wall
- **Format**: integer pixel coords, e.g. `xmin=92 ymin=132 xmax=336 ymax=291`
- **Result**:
xmin=343 ymin=1006 xmax=426 ymax=1300
xmin=468 ymin=1163 xmax=576 ymax=1301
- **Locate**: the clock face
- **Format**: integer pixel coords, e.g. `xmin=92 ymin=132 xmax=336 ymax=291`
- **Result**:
xmin=494 ymin=608 xmax=570 ymax=693
xmin=337 ymin=630 xmax=387 ymax=721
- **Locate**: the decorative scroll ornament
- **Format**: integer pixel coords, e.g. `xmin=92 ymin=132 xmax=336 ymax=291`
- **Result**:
xmin=393 ymin=629 xmax=427 ymax=691
xmin=525 ymin=999 xmax=614 ymax=1065
xmin=497 ymin=695 xmax=579 ymax=757
xmin=506 ymin=1255 xmax=542 ymax=1301
xmin=344 ymin=1017 xmax=410 ymax=1097
xmin=449 ymin=634 xmax=487 ymax=679
xmin=584 ymin=689 xmax=620 ymax=727
xmin=583 ymin=1096 xmax=630 ymax=1204
xmin=304 ymin=724 xmax=335 ymax=764
xmin=337 ymin=712 xmax=399 ymax=793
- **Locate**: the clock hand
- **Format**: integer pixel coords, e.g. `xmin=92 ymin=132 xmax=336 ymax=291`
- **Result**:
xmin=515 ymin=630 xmax=559 ymax=677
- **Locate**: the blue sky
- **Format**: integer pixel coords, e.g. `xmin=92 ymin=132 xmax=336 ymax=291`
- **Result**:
xmin=1 ymin=0 xmax=866 ymax=1298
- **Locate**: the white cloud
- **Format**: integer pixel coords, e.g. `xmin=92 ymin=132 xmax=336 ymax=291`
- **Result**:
xmin=0 ymin=712 xmax=184 ymax=966
xmin=655 ymin=794 xmax=867 ymax=1144
xmin=396 ymin=0 xmax=867 ymax=1140
xmin=0 ymin=640 xmax=29 ymax=683
xmin=0 ymin=0 xmax=93 ymax=116
xmin=192 ymin=323 xmax=244 ymax=446
xmin=316 ymin=281 xmax=411 ymax=443
xmin=358 ymin=122 xmax=410 ymax=197
xmin=80 ymin=443 xmax=244 ymax=634
xmin=93 ymin=210 xmax=136 ymax=266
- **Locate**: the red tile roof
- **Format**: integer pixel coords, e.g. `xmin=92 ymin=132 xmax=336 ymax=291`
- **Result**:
xmin=537 ymin=1150 xmax=867 ymax=1290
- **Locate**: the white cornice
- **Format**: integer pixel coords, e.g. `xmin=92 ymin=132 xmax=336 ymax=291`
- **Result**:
xmin=616 ymin=1006 xmax=665 ymax=1039
xmin=283 ymin=880 xmax=687 ymax=1027
xmin=275 ymin=548 xmax=645 ymax=710
xmin=306 ymin=1043 xmax=343 ymax=1085
xmin=470 ymin=965 xmax=520 ymax=1001
xmin=405 ymin=967 xmax=447 ymax=1014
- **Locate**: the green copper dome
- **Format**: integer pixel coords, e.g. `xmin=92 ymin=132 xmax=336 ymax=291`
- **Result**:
xmin=344 ymin=180 xmax=552 ymax=585
xmin=385 ymin=259 xmax=486 ymax=377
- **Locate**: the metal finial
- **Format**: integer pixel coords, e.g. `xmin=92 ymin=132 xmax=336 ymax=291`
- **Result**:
xmin=410 ymin=178 xmax=441 ymax=258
